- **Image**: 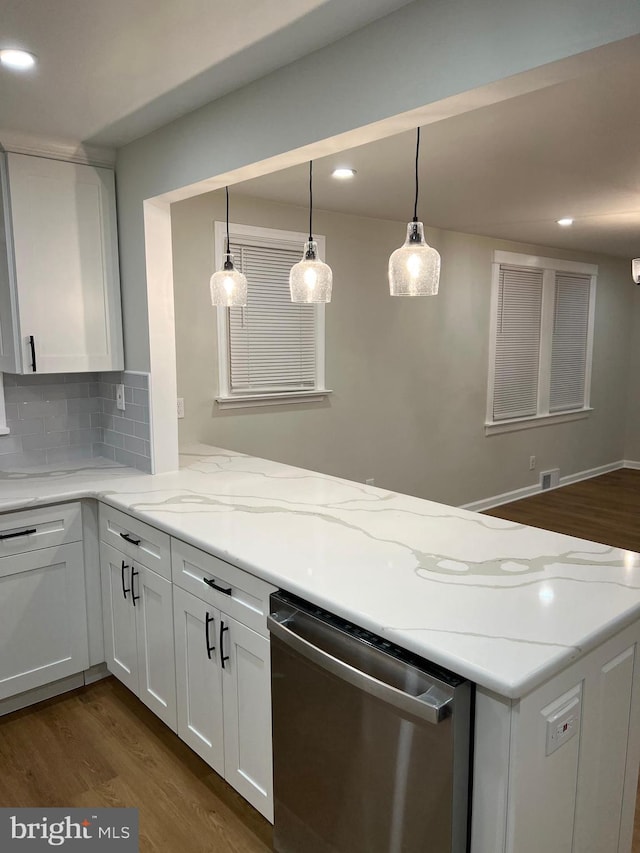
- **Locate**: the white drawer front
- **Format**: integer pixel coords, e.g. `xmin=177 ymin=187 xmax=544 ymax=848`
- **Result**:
xmin=171 ymin=538 xmax=276 ymax=637
xmin=99 ymin=504 xmax=170 ymax=579
xmin=0 ymin=502 xmax=82 ymax=557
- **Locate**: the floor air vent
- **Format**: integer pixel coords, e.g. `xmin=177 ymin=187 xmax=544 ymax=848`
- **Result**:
xmin=541 ymin=469 xmax=560 ymax=490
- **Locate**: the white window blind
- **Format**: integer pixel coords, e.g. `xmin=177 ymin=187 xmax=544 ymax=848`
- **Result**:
xmin=493 ymin=266 xmax=543 ymax=420
xmin=487 ymin=251 xmax=596 ymax=433
xmin=549 ymin=273 xmax=590 ymax=413
xmin=227 ymin=241 xmax=316 ymax=393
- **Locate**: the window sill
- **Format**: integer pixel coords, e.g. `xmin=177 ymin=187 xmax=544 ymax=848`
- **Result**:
xmin=216 ymin=390 xmax=333 ymax=410
xmin=485 ymin=408 xmax=593 ymax=435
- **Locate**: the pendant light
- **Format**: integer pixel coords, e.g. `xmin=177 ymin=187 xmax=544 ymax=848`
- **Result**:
xmin=388 ymin=128 xmax=441 ymax=297
xmin=210 ymin=187 xmax=248 ymax=307
xmin=289 ymin=161 xmax=333 ymax=303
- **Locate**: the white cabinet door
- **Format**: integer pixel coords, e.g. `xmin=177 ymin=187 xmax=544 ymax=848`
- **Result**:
xmin=173 ymin=586 xmax=225 ymax=776
xmin=100 ymin=542 xmax=139 ymax=696
xmin=0 ymin=543 xmax=89 ymax=699
xmin=5 ymin=153 xmax=123 ymax=373
xmin=222 ymin=614 xmax=273 ymax=821
xmin=100 ymin=542 xmax=176 ymax=729
xmin=134 ymin=563 xmax=177 ymax=731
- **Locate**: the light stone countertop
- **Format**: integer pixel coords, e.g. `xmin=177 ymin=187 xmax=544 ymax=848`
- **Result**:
xmin=1 ymin=445 xmax=638 ymax=699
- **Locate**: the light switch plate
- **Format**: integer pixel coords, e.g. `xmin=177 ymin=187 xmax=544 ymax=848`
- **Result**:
xmin=116 ymin=384 xmax=125 ymax=411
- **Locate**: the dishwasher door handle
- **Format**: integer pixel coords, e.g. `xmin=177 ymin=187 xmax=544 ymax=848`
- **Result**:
xmin=268 ymin=614 xmax=452 ymax=725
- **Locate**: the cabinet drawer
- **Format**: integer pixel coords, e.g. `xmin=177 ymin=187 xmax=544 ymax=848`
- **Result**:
xmin=99 ymin=504 xmax=170 ymax=580
xmin=171 ymin=538 xmax=276 ymax=637
xmin=0 ymin=502 xmax=81 ymax=557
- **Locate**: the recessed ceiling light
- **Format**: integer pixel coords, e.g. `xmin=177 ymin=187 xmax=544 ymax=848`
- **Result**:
xmin=557 ymin=217 xmax=574 ymax=227
xmin=331 ymin=168 xmax=357 ymax=179
xmin=0 ymin=49 xmax=37 ymax=70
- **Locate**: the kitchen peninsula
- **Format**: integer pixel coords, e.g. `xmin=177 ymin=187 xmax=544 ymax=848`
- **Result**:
xmin=1 ymin=445 xmax=639 ymax=853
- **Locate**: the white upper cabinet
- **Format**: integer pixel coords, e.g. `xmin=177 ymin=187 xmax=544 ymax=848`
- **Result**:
xmin=0 ymin=152 xmax=123 ymax=374
xmin=0 ymin=161 xmax=17 ymax=370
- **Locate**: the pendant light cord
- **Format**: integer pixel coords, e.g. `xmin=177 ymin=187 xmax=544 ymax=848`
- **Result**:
xmin=225 ymin=186 xmax=230 ymax=256
xmin=413 ymin=127 xmax=420 ymax=223
xmin=309 ymin=160 xmax=313 ymax=242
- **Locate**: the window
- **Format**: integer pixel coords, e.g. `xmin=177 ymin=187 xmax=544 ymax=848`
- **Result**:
xmin=486 ymin=251 xmax=596 ymax=435
xmin=215 ymin=222 xmax=329 ymax=408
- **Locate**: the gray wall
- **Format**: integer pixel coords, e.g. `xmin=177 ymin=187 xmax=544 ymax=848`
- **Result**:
xmin=625 ymin=288 xmax=640 ymax=461
xmin=172 ymin=192 xmax=633 ymax=506
xmin=116 ymin=0 xmax=640 ymax=372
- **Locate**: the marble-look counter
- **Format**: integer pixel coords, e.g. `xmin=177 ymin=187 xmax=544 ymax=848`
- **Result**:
xmin=1 ymin=446 xmax=638 ymax=699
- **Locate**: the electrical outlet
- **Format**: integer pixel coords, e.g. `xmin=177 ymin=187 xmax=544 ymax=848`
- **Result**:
xmin=543 ymin=688 xmax=582 ymax=756
xmin=365 ymin=478 xmax=375 ymax=486
xmin=116 ymin=384 xmax=125 ymax=411
xmin=177 ymin=397 xmax=185 ymax=419
xmin=529 ymin=455 xmax=536 ymax=470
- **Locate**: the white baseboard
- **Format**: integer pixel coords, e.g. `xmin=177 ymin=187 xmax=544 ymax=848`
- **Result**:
xmin=624 ymin=459 xmax=640 ymax=470
xmin=462 ymin=459 xmax=627 ymax=513
xmin=462 ymin=483 xmax=542 ymax=513
xmin=558 ymin=460 xmax=624 ymax=488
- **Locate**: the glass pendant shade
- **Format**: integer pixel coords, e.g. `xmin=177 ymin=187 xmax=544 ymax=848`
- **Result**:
xmin=389 ymin=221 xmax=440 ymax=296
xmin=210 ymin=254 xmax=248 ymax=307
xmin=632 ymin=258 xmax=640 ymax=284
xmin=289 ymin=240 xmax=333 ymax=303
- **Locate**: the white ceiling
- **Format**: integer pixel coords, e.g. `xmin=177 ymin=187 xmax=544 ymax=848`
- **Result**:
xmin=233 ymin=54 xmax=640 ymax=259
xmin=1 ymin=1 xmax=638 ymax=259
xmin=0 ymin=0 xmax=412 ymax=147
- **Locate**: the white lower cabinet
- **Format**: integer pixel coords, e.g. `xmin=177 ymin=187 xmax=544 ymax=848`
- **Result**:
xmin=173 ymin=585 xmax=225 ymax=775
xmin=173 ymin=584 xmax=273 ymax=820
xmin=221 ymin=613 xmax=273 ymax=820
xmin=100 ymin=541 xmax=177 ymax=731
xmin=0 ymin=500 xmax=273 ymax=823
xmin=0 ymin=542 xmax=88 ymax=700
xmin=99 ymin=511 xmax=274 ymax=822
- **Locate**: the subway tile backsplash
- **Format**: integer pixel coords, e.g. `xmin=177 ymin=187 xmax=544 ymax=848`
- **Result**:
xmin=95 ymin=371 xmax=151 ymax=473
xmin=0 ymin=371 xmax=152 ymax=473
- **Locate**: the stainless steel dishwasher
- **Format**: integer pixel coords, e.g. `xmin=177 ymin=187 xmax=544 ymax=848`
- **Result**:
xmin=268 ymin=591 xmax=472 ymax=853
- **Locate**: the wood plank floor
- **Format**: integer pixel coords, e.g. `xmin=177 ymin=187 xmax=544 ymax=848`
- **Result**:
xmin=484 ymin=468 xmax=640 ymax=552
xmin=0 ymin=677 xmax=272 ymax=852
xmin=486 ymin=467 xmax=640 ymax=852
